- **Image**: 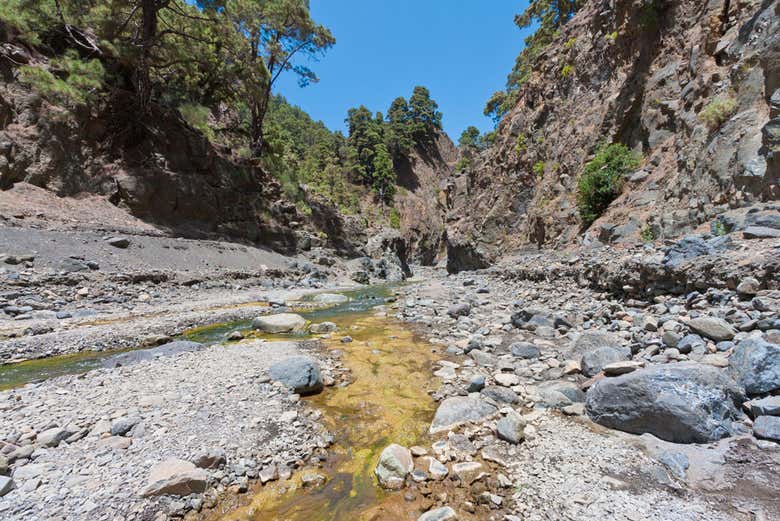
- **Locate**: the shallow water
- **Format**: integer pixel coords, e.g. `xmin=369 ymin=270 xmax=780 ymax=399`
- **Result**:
xmin=211 ymin=310 xmax=439 ymax=521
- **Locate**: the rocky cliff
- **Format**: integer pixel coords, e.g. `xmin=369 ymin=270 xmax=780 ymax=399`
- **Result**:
xmin=445 ymin=0 xmax=779 ymax=270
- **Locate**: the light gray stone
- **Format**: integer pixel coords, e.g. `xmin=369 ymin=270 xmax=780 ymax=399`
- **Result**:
xmin=268 ymin=356 xmax=323 ymax=395
xmin=252 ymin=313 xmax=307 ymax=333
xmin=375 ymin=444 xmax=413 ymax=489
xmin=429 ymin=396 xmax=497 ymax=434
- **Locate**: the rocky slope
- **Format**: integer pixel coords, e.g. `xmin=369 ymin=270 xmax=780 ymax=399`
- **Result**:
xmin=445 ymin=0 xmax=779 ymax=269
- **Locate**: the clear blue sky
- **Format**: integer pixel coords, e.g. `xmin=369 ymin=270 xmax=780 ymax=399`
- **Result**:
xmin=275 ymin=1 xmax=533 ymax=141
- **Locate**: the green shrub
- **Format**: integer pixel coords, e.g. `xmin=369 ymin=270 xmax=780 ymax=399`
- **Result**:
xmin=18 ymin=50 xmax=104 ymax=108
xmin=515 ymin=134 xmax=527 ymax=154
xmin=576 ymin=143 xmax=642 ymax=225
xmin=606 ymin=31 xmax=618 ymax=42
xmin=561 ymin=64 xmax=575 ymax=78
xmin=179 ymin=103 xmax=215 ymax=141
xmin=455 ymin=157 xmax=472 ymax=173
xmin=698 ymin=96 xmax=738 ymax=130
xmin=532 ymin=161 xmax=545 ymax=178
xmin=564 ymin=37 xmax=577 ymax=50
xmin=389 ymin=207 xmax=401 ymax=229
xmin=640 ymin=224 xmax=656 ymax=242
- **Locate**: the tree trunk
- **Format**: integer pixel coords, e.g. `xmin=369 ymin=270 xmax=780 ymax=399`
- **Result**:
xmin=250 ymin=84 xmax=272 ymax=157
xmin=137 ymin=0 xmax=158 ymax=114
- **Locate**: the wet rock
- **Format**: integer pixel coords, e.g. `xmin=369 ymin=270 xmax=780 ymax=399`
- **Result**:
xmin=753 ymin=416 xmax=780 ymax=442
xmin=268 ymin=356 xmax=323 ymax=395
xmin=139 ymin=459 xmax=209 ymax=497
xmin=496 ymin=412 xmax=525 ymax=444
xmin=585 ymin=363 xmax=745 ymax=443
xmin=103 ymin=340 xmax=203 ymax=368
xmin=418 ymin=506 xmax=457 ymax=521
xmin=429 ymin=396 xmax=497 ymax=434
xmin=312 ymin=293 xmax=348 ymax=305
xmin=375 ymin=443 xmax=413 ymax=489
xmin=309 ymin=321 xmax=338 ymax=334
xmin=300 ymin=471 xmax=326 ymax=488
xmin=687 ymin=317 xmax=736 ymax=342
xmin=252 ymin=313 xmax=307 ymax=333
xmin=729 ymin=338 xmax=780 ymax=394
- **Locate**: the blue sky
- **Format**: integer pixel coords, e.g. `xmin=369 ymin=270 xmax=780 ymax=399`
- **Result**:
xmin=275 ymin=1 xmax=533 ymax=140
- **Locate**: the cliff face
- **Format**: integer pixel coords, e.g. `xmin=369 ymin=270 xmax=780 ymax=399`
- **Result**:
xmin=446 ymin=0 xmax=779 ymax=269
xmin=393 ymin=131 xmax=458 ymax=264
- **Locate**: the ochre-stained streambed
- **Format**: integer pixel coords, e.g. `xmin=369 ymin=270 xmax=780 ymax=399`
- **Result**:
xmin=200 ymin=298 xmax=442 ymax=521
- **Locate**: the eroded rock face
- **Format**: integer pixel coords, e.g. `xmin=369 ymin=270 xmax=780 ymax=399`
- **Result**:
xmin=445 ymin=235 xmax=491 ymax=274
xmin=585 ymin=363 xmax=745 ymax=443
xmin=429 ymin=396 xmax=497 ymax=434
xmin=268 ymin=356 xmax=323 ymax=395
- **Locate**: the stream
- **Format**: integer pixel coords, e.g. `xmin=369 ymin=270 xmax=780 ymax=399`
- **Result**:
xmin=0 ymin=285 xmax=443 ymax=520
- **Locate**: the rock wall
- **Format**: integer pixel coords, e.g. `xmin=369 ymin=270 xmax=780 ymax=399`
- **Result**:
xmin=445 ymin=0 xmax=779 ymax=269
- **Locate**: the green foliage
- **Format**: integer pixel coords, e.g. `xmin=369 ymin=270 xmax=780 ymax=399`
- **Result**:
xmin=515 ymin=133 xmax=527 ymax=154
xmin=18 ymin=50 xmax=105 ymax=108
xmin=606 ymin=31 xmax=618 ymax=42
xmin=0 ymin=0 xmax=56 ymax=45
xmin=389 ymin=207 xmax=401 ymax=229
xmin=455 ymin=157 xmax=472 ymax=173
xmin=561 ymin=64 xmax=574 ymax=78
xmin=640 ymin=224 xmax=656 ymax=243
xmin=564 ymin=37 xmax=577 ymax=50
xmin=458 ymin=126 xmax=484 ymax=150
xmin=408 ymin=86 xmax=443 ymax=142
xmin=576 ymin=143 xmax=642 ymax=225
xmin=483 ymin=90 xmax=510 ymax=125
xmin=698 ymin=96 xmax=738 ymax=130
xmin=179 ymin=103 xmax=215 ymax=141
xmin=385 ymin=97 xmax=413 ymax=154
xmin=639 ymin=0 xmax=661 ymax=31
xmin=371 ymin=143 xmax=396 ymax=204
xmin=532 ymin=161 xmax=546 ymax=178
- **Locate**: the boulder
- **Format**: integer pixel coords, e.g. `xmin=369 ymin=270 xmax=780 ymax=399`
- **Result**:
xmin=312 ymin=293 xmax=349 ymax=305
xmin=446 ymin=236 xmax=490 ymax=274
xmin=309 ymin=321 xmax=338 ymax=334
xmin=0 ymin=476 xmax=14 ymax=497
xmin=429 ymin=396 xmax=497 ymax=434
xmin=748 ymin=396 xmax=780 ymax=417
xmin=252 ymin=313 xmax=306 ymax=333
xmin=480 ymin=385 xmax=518 ymax=404
xmin=139 ymin=458 xmax=209 ymax=497
xmin=753 ymin=416 xmax=780 ymax=442
xmin=585 ymin=363 xmax=745 ymax=443
xmin=729 ymin=338 xmax=780 ymax=395
xmin=570 ymin=331 xmax=622 ymax=357
xmin=510 ymin=342 xmax=541 ymax=359
xmin=268 ymin=356 xmax=323 ymax=395
xmin=193 ymin=448 xmax=226 ymax=469
xmin=103 ymin=340 xmax=203 ymax=368
xmin=417 ymin=507 xmax=458 ymax=521
xmin=106 ymin=236 xmax=130 ymax=248
xmin=418 ymin=506 xmax=457 ymax=521
xmin=375 ymin=444 xmax=413 ymax=489
xmin=110 ymin=416 xmax=141 ymax=437
xmin=687 ymin=317 xmax=736 ymax=342
xmin=743 ymin=226 xmax=780 ymax=239
xmin=447 ymin=303 xmax=471 ymax=318
xmin=496 ymin=412 xmax=525 ymax=444
xmin=36 ymin=427 xmax=71 ymax=448
xmin=581 ymin=346 xmax=632 ymax=377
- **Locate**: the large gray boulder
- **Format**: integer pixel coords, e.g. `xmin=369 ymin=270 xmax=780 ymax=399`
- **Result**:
xmin=268 ymin=356 xmax=323 ymax=395
xmin=753 ymin=416 xmax=780 ymax=442
xmin=418 ymin=506 xmax=457 ymax=521
xmin=581 ymin=345 xmax=632 ymax=377
xmin=429 ymin=396 xmax=497 ymax=434
xmin=496 ymin=412 xmax=525 ymax=444
xmin=729 ymin=338 xmax=780 ymax=395
xmin=252 ymin=313 xmax=307 ymax=333
xmin=312 ymin=293 xmax=348 ymax=305
xmin=374 ymin=443 xmax=413 ymax=489
xmin=585 ymin=363 xmax=745 ymax=443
